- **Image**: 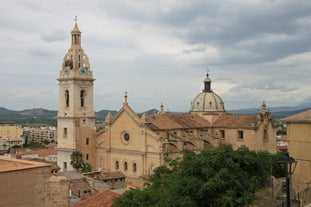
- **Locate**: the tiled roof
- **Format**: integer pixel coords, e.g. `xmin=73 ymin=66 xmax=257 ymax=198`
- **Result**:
xmin=213 ymin=114 xmax=258 ymax=129
xmin=56 ymin=171 xmax=86 ymax=180
xmin=99 ymin=171 xmax=125 ymax=180
xmin=281 ymin=109 xmax=311 ymax=123
xmin=70 ymin=179 xmax=97 ymax=200
xmin=24 ymin=158 xmax=60 ymax=171
xmin=0 ymin=157 xmax=51 ymax=172
xmin=71 ymin=190 xmax=119 ymax=207
xmin=14 ymin=148 xmax=57 ymax=158
xmin=147 ymin=113 xmax=211 ymax=130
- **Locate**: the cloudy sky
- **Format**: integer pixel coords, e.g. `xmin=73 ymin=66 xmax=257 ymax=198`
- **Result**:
xmin=0 ymin=0 xmax=311 ymax=112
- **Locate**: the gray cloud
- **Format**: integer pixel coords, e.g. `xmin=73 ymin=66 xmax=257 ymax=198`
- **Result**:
xmin=41 ymin=31 xmax=67 ymax=42
xmin=0 ymin=0 xmax=310 ymax=111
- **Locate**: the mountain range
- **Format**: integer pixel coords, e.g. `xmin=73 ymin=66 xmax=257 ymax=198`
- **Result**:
xmin=0 ymin=103 xmax=310 ymax=125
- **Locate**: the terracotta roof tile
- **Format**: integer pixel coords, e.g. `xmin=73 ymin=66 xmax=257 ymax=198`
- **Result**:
xmin=56 ymin=171 xmax=86 ymax=180
xmin=14 ymin=148 xmax=57 ymax=158
xmin=71 ymin=190 xmax=119 ymax=207
xmin=281 ymin=109 xmax=311 ymax=123
xmin=0 ymin=157 xmax=51 ymax=172
xmin=100 ymin=171 xmax=125 ymax=180
xmin=213 ymin=114 xmax=258 ymax=129
xmin=147 ymin=113 xmax=211 ymax=130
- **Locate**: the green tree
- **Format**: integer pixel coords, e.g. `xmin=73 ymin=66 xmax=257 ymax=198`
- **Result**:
xmin=43 ymin=139 xmax=50 ymax=145
xmin=70 ymin=151 xmax=84 ymax=172
xmin=113 ymin=145 xmax=277 ymax=207
xmin=28 ymin=141 xmax=43 ymax=148
xmin=81 ymin=162 xmax=93 ymax=173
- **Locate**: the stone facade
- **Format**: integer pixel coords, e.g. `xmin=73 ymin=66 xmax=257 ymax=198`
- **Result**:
xmin=96 ymin=102 xmax=163 ymax=180
xmin=96 ymin=100 xmax=277 ymax=185
xmin=281 ymin=109 xmax=311 ymax=192
xmin=56 ymin=23 xmax=277 ymax=188
xmin=56 ymin=22 xmax=96 ymax=171
xmin=45 ymin=176 xmax=70 ymax=207
xmin=0 ymin=157 xmax=69 ymax=207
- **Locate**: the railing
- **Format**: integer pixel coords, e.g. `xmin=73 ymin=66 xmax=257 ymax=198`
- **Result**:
xmin=273 ymin=187 xmax=311 ymax=207
xmin=295 ymin=187 xmax=311 ymax=206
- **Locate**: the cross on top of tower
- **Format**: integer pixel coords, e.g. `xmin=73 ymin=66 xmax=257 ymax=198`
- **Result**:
xmin=74 ymin=15 xmax=78 ymax=24
xmin=124 ymin=91 xmax=128 ymax=103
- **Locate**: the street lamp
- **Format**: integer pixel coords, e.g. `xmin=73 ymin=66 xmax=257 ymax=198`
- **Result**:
xmin=278 ymin=152 xmax=297 ymax=207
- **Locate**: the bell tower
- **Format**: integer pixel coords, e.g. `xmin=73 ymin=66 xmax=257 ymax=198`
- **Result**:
xmin=57 ymin=20 xmax=96 ymax=171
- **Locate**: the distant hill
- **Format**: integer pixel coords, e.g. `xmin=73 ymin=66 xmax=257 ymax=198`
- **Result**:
xmin=229 ymin=105 xmax=311 ymax=119
xmin=0 ymin=107 xmax=57 ymax=125
xmin=0 ymin=107 xmax=18 ymax=115
xmin=19 ymin=108 xmax=57 ymax=116
xmin=0 ymin=107 xmax=57 ymax=116
xmin=140 ymin=109 xmax=159 ymax=115
xmin=96 ymin=110 xmax=118 ymax=120
xmin=0 ymin=103 xmax=310 ymax=125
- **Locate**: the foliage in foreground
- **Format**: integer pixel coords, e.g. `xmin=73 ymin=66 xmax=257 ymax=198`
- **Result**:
xmin=70 ymin=150 xmax=92 ymax=173
xmin=113 ymin=145 xmax=285 ymax=207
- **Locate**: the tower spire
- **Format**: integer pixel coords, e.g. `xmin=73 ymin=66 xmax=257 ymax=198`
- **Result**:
xmin=71 ymin=16 xmax=81 ymax=46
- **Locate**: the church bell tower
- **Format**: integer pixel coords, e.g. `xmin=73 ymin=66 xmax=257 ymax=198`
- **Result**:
xmin=57 ymin=20 xmax=96 ymax=171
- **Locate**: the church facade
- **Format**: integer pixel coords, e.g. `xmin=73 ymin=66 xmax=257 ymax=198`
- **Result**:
xmin=57 ymin=23 xmax=277 ymax=185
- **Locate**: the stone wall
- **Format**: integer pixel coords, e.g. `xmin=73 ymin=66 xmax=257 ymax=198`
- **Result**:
xmin=45 ymin=176 xmax=69 ymax=207
xmin=0 ymin=166 xmax=50 ymax=207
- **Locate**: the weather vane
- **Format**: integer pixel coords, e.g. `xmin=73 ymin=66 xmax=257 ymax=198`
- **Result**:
xmin=206 ymin=66 xmax=210 ymax=74
xmin=74 ymin=15 xmax=78 ymax=24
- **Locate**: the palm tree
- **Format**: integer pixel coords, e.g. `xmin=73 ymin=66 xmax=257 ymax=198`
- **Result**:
xmin=70 ymin=151 xmax=84 ymax=172
xmin=82 ymin=163 xmax=92 ymax=173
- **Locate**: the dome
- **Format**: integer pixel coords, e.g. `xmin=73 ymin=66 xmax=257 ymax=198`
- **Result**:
xmin=190 ymin=91 xmax=225 ymax=112
xmin=190 ymin=73 xmax=225 ymax=112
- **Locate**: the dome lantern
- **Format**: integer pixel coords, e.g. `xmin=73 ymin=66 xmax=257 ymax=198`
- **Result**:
xmin=190 ymin=73 xmax=225 ymax=113
xmin=203 ymin=72 xmax=212 ymax=92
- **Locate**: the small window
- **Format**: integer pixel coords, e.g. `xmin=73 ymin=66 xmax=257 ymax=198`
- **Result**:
xmin=220 ymin=130 xmax=225 ymax=138
xmin=86 ymin=137 xmax=89 ymax=145
xmin=133 ymin=163 xmax=137 ymax=172
xmin=263 ymin=129 xmax=268 ymax=142
xmin=63 ymin=162 xmax=67 ymax=170
xmin=123 ymin=133 xmax=130 ymax=142
xmin=238 ymin=130 xmax=244 ymax=139
xmin=80 ymin=90 xmax=85 ymax=107
xmin=115 ymin=161 xmax=119 ymax=170
xmin=124 ymin=162 xmax=128 ymax=171
xmin=63 ymin=128 xmax=67 ymax=137
xmin=86 ymin=154 xmax=89 ymax=160
xmin=65 ymin=90 xmax=69 ymax=107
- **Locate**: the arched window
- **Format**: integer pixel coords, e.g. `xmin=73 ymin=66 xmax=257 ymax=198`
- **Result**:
xmin=124 ymin=162 xmax=128 ymax=171
xmin=80 ymin=90 xmax=85 ymax=107
xmin=115 ymin=161 xmax=119 ymax=170
xmin=132 ymin=163 xmax=137 ymax=172
xmin=65 ymin=90 xmax=69 ymax=107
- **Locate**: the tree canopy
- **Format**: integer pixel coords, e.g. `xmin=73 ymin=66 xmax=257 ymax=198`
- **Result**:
xmin=70 ymin=150 xmax=92 ymax=173
xmin=70 ymin=150 xmax=84 ymax=172
xmin=113 ymin=145 xmax=285 ymax=207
